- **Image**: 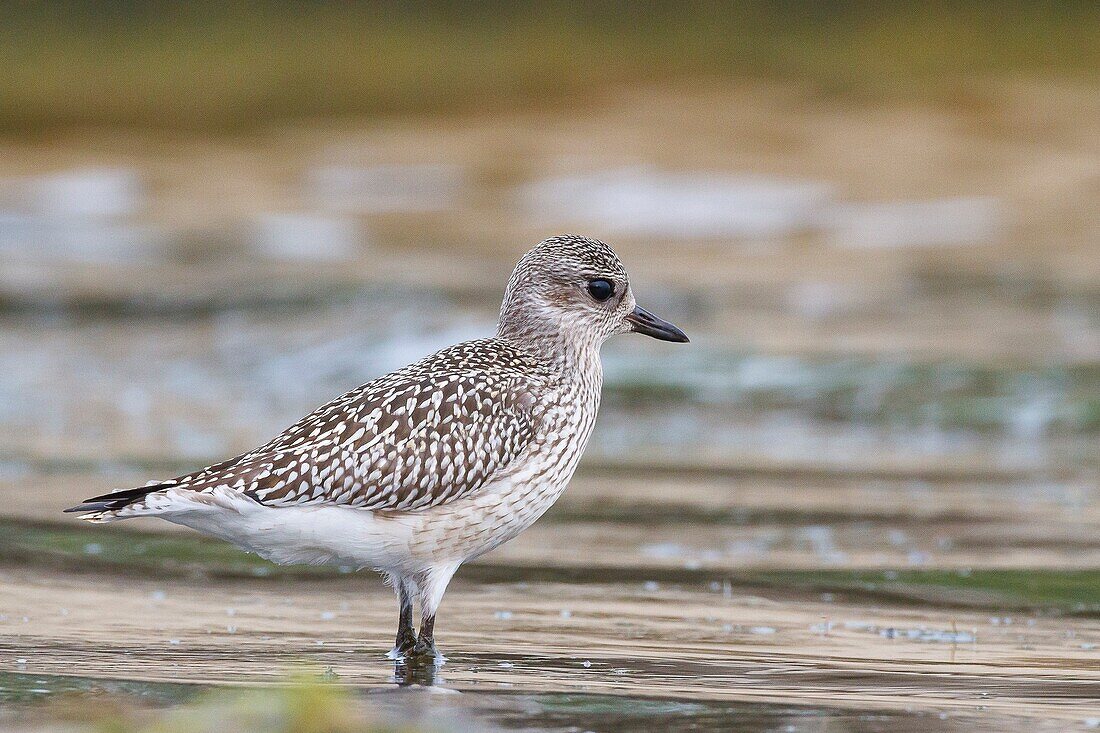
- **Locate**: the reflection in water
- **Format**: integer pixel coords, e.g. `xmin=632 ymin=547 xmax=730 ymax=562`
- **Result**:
xmin=2 ymin=617 xmax=1089 ymax=732
xmin=392 ymin=654 xmax=444 ymax=687
xmin=0 ymin=667 xmax=978 ymax=733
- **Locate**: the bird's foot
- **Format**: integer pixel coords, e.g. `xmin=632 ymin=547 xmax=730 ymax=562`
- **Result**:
xmin=392 ymin=636 xmax=443 ymax=686
xmin=411 ymin=635 xmax=441 ymax=661
xmin=387 ymin=629 xmax=418 ymax=660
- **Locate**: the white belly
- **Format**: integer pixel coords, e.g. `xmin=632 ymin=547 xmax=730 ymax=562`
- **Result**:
xmin=156 ymin=487 xmax=417 ymax=569
xmin=150 ymin=472 xmax=569 ymax=575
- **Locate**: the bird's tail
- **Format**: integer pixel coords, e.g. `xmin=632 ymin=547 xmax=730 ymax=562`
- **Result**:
xmin=63 ymin=482 xmax=177 ymax=522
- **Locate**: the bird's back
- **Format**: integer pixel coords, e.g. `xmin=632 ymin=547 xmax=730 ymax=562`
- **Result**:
xmin=70 ymin=337 xmax=560 ymax=519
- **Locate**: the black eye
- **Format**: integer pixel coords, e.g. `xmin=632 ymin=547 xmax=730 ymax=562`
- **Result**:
xmin=586 ymin=278 xmax=615 ymax=302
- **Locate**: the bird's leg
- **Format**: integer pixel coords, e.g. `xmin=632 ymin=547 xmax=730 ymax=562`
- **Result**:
xmin=409 ymin=561 xmax=457 ymax=660
xmin=412 ymin=613 xmax=437 ymax=658
xmin=389 ymin=579 xmax=417 ymax=659
xmin=393 ymin=585 xmax=413 ymax=651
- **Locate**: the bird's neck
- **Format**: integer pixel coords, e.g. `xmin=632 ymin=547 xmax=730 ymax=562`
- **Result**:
xmin=496 ymin=321 xmax=603 ymax=383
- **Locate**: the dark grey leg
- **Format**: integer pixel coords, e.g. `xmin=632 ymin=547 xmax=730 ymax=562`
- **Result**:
xmin=393 ymin=584 xmax=416 ymax=657
xmin=412 ymin=613 xmax=438 ymax=657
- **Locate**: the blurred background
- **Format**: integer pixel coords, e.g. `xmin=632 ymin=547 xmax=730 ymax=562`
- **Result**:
xmin=2 ymin=0 xmax=1098 ymax=487
xmin=2 ymin=2 xmax=1099 ymax=731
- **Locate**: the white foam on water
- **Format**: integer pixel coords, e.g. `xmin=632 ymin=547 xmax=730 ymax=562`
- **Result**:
xmin=794 ymin=526 xmax=849 ymax=565
xmin=25 ymin=168 xmax=143 ymax=220
xmin=249 ymin=212 xmax=362 ymax=262
xmin=641 ymin=542 xmax=686 ymax=558
xmin=878 ymin=626 xmax=976 ymax=644
xmin=784 ymin=281 xmax=868 ymax=320
xmin=307 ymin=164 xmax=465 ymax=213
xmin=0 ymin=215 xmax=170 ymax=264
xmin=0 ymin=168 xmax=168 ymax=263
xmin=521 ymin=166 xmax=832 ymax=239
xmin=824 ymin=197 xmax=1003 ymax=249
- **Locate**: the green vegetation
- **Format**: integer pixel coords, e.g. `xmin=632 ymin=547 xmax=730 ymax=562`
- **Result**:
xmin=746 ymin=569 xmax=1100 ymax=614
xmin=113 ymin=682 xmax=417 ymax=733
xmin=0 ymin=674 xmax=869 ymax=731
xmin=3 ymin=677 xmax=422 ymax=733
xmin=1 ymin=1 xmax=1098 ymax=131
xmin=0 ymin=518 xmax=331 ymax=579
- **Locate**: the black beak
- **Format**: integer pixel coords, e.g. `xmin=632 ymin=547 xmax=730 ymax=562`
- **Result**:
xmin=625 ymin=305 xmax=689 ymax=343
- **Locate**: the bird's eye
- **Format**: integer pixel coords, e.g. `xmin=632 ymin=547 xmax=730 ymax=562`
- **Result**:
xmin=586 ymin=278 xmax=615 ymax=302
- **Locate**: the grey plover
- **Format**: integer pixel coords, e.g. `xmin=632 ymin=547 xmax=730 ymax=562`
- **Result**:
xmin=66 ymin=235 xmax=688 ymax=658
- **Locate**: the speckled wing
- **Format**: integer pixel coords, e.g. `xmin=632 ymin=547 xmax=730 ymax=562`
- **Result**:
xmin=165 ymin=341 xmax=541 ymax=512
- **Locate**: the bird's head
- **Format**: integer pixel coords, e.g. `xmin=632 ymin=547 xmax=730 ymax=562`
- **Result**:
xmin=497 ymin=235 xmax=689 ymax=349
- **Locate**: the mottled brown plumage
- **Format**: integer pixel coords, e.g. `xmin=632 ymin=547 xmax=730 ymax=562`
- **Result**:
xmin=152 ymin=339 xmax=545 ymax=512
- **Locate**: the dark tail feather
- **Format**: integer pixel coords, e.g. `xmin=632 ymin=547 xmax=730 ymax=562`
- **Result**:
xmin=64 ymin=483 xmax=176 ymax=514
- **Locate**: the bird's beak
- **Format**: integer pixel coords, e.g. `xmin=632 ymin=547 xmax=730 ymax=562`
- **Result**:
xmin=624 ymin=305 xmax=689 ymax=343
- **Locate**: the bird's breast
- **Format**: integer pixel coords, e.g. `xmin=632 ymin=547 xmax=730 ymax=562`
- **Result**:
xmin=402 ymin=378 xmax=601 ymax=566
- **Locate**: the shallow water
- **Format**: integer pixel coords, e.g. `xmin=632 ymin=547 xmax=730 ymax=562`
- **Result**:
xmin=0 ymin=672 xmax=973 ymax=733
xmin=3 ymin=468 xmax=1100 ymax=731
xmin=1 ymin=95 xmax=1099 ymax=731
xmin=3 ymin=562 xmax=1098 ymax=732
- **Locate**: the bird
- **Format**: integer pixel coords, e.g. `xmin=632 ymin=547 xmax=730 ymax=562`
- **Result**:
xmin=65 ymin=234 xmax=688 ymax=660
